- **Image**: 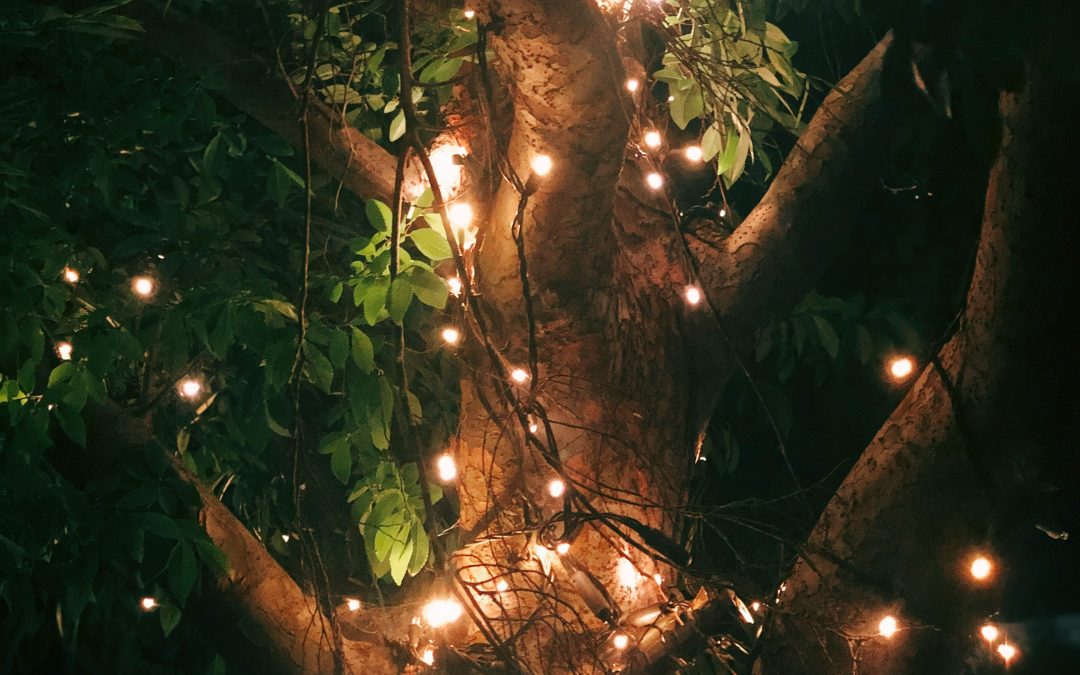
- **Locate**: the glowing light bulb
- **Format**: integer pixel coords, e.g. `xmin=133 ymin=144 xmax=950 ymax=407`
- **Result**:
xmin=420 ymin=646 xmax=435 ymax=665
xmin=436 ymin=454 xmax=457 ymax=482
xmin=643 ymin=130 xmax=662 ymax=149
xmin=179 ymin=378 xmax=202 ymax=400
xmin=751 ymin=601 xmax=761 ymax=612
xmin=282 ymin=534 xmax=291 ymax=543
xmin=56 ymin=341 xmax=73 ymax=361
xmin=446 ymin=277 xmax=462 ymax=297
xmin=888 ymin=356 xmax=915 ymax=380
xmin=555 ymin=542 xmax=570 ymax=555
xmin=140 ymin=596 xmax=158 ymax=611
xmin=346 ymin=598 xmax=361 ymax=612
xmin=429 ymin=145 xmax=466 ymax=193
xmin=495 ymin=580 xmax=509 ymax=593
xmin=421 ymin=598 xmax=463 ymax=628
xmin=528 ymin=419 xmax=539 ymax=434
xmin=613 ymin=633 xmax=629 ymax=650
xmin=131 ymin=276 xmax=155 ymax=298
xmin=510 ymin=368 xmax=529 ymax=384
xmin=617 ymin=557 xmax=639 ymax=587
xmin=441 ymin=327 xmax=461 ymax=345
xmin=684 ymin=286 xmax=702 ymax=306
xmin=684 ymin=145 xmax=703 ymax=161
xmin=653 ymin=573 xmax=663 ymax=586
xmin=530 ymin=154 xmax=553 ymax=177
xmin=997 ymin=642 xmax=1016 ymax=663
xmin=62 ymin=266 xmax=80 ymax=284
xmin=878 ymin=615 xmax=898 ymax=638
xmin=548 ymin=479 xmax=565 ymax=498
xmin=970 ymin=556 xmax=992 ymax=580
xmin=645 ymin=172 xmax=663 ymax=190
xmin=981 ymin=624 xmax=999 ymax=642
xmin=463 ymin=9 xmax=475 ymax=19
xmin=448 ymin=203 xmax=474 ymax=230
xmin=625 ymin=78 xmax=640 ymax=93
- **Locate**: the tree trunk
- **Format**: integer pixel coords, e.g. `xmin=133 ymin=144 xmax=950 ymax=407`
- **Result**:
xmin=758 ymin=18 xmax=1080 ymax=673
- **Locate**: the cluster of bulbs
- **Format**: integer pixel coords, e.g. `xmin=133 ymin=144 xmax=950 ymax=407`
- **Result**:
xmin=874 ymin=555 xmax=1018 ymax=665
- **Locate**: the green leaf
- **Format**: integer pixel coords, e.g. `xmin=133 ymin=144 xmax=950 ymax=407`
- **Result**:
xmin=408 ymin=267 xmax=448 ymax=309
xmin=159 ymin=604 xmax=181 ymax=637
xmin=54 ymin=405 xmax=86 ymax=447
xmin=330 ymin=445 xmax=353 ymax=484
xmin=350 ymin=328 xmax=374 ymax=373
xmin=365 ymin=200 xmax=393 ymax=233
xmin=133 ymin=512 xmax=181 ymax=539
xmin=302 ymin=342 xmax=334 ymax=394
xmin=388 ymin=110 xmax=406 ymax=142
xmin=407 ymin=524 xmax=429 ymax=576
xmin=167 ymin=542 xmax=197 ymax=605
xmin=409 ymin=228 xmax=452 ymax=261
xmin=701 ymin=124 xmax=723 ymax=162
xmin=388 ymin=276 xmax=412 ymax=323
xmin=318 ymin=432 xmax=350 ymax=455
xmin=201 ymin=134 xmax=222 ymax=176
xmin=388 ymin=529 xmax=414 ymax=585
xmin=812 ymin=315 xmax=840 ymax=360
xmin=328 ymin=329 xmax=349 ymax=368
xmin=363 ymin=277 xmax=390 ymax=325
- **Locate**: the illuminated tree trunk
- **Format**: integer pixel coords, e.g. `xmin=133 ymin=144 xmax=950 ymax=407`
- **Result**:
xmin=757 ymin=27 xmax=1080 ymax=673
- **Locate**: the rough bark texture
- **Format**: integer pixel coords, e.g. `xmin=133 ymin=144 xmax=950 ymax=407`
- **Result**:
xmin=758 ymin=23 xmax=1080 ymax=673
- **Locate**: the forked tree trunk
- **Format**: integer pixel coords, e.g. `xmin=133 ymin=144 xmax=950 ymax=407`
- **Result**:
xmin=757 ymin=17 xmax=1080 ymax=673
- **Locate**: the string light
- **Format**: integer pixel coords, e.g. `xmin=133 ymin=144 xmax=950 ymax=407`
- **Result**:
xmin=643 ymin=130 xmax=662 ymax=149
xmin=56 ymin=341 xmax=73 ymax=361
xmin=131 ymin=275 xmax=156 ymax=299
xmin=970 ymin=556 xmax=993 ymax=581
xmin=429 ymin=145 xmax=466 ymax=193
xmin=510 ymin=368 xmax=529 ymax=384
xmin=645 ymin=172 xmax=663 ymax=190
xmin=178 ymin=377 xmax=202 ymax=400
xmin=555 ymin=542 xmax=570 ymax=555
xmin=617 ymin=557 xmax=639 ymax=587
xmin=448 ymin=202 xmax=473 ymax=229
xmin=420 ymin=646 xmax=435 ymax=665
xmin=888 ymin=356 xmax=915 ymax=380
xmin=625 ymin=78 xmax=640 ymax=93
xmin=530 ymin=154 xmax=553 ymax=178
xmin=684 ymin=286 xmax=703 ymax=306
xmin=684 ymin=145 xmax=703 ymax=162
xmin=463 ymin=9 xmax=475 ymax=19
xmin=281 ymin=534 xmax=291 ymax=543
xmin=612 ymin=633 xmax=629 ymax=650
xmin=440 ymin=327 xmax=461 ymax=345
xmin=548 ymin=479 xmax=565 ymax=498
xmin=436 ymin=454 xmax=457 ymax=482
xmin=446 ymin=276 xmax=462 ymax=297
xmin=528 ymin=418 xmax=539 ymax=434
xmin=878 ymin=615 xmax=899 ymax=638
xmin=421 ymin=598 xmax=463 ymax=628
xmin=62 ymin=266 xmax=80 ymax=284
xmin=751 ymin=601 xmax=761 ymax=612
xmin=346 ymin=598 xmax=361 ymax=612
xmin=140 ymin=596 xmax=158 ymax=611
xmin=653 ymin=573 xmax=663 ymax=586
xmin=997 ymin=642 xmax=1017 ymax=663
xmin=495 ymin=580 xmax=509 ymax=593
xmin=980 ymin=624 xmax=999 ymax=642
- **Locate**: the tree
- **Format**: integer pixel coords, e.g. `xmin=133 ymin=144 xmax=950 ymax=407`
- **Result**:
xmin=1 ymin=1 xmax=1075 ymax=674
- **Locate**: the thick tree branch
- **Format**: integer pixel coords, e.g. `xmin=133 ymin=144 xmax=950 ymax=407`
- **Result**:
xmin=132 ymin=4 xmax=399 ymax=204
xmin=474 ymin=0 xmax=630 ymax=320
xmin=688 ymin=35 xmax=892 ymax=341
xmin=82 ymin=404 xmax=405 ymax=675
xmin=757 ymin=26 xmax=1080 ymax=672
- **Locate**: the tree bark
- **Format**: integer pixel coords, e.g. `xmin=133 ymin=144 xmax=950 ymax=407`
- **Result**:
xmin=757 ymin=22 xmax=1080 ymax=673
